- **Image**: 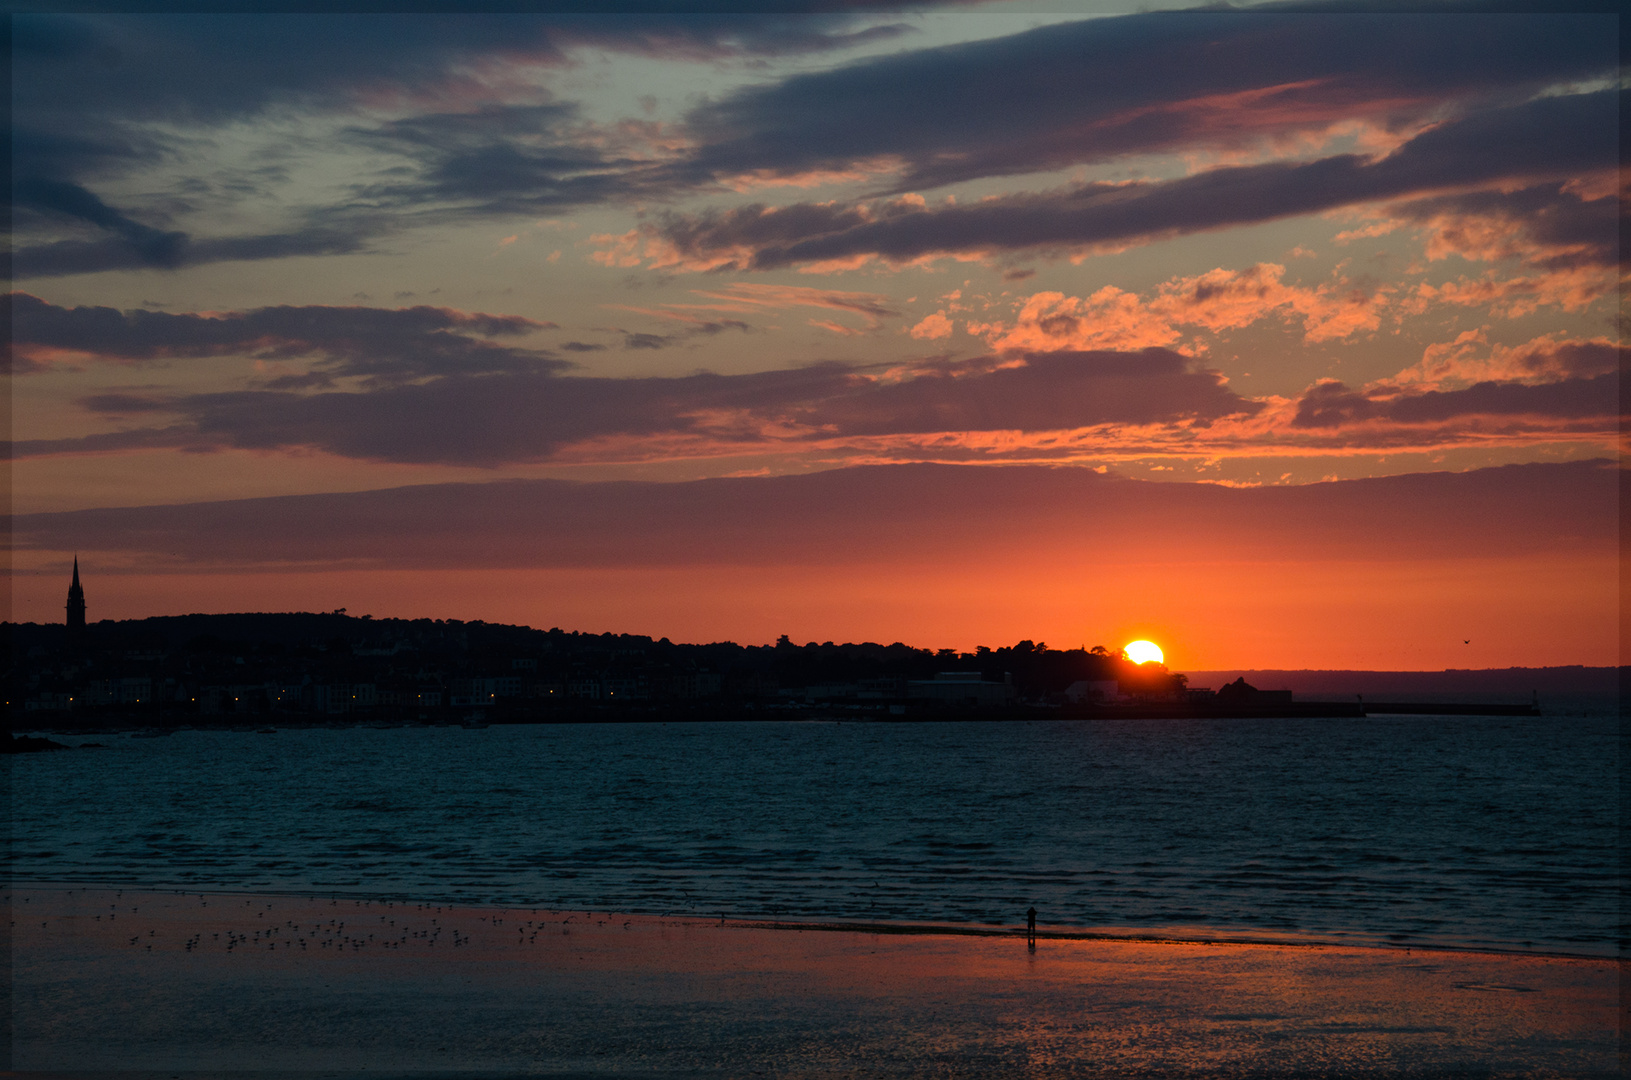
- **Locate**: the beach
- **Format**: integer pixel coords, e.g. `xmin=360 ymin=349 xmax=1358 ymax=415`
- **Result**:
xmin=10 ymin=884 xmax=1622 ymax=1078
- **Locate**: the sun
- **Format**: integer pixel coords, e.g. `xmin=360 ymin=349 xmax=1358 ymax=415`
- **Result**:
xmin=1124 ymin=640 xmax=1164 ymax=665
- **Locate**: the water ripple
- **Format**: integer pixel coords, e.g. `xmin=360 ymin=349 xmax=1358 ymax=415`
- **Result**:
xmin=8 ymin=714 xmax=1620 ymax=954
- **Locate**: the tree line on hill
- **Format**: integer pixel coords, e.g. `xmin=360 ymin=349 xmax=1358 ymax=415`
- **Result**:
xmin=7 ymin=612 xmax=1185 ymax=725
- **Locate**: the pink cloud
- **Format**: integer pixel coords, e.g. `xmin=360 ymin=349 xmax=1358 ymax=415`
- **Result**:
xmin=1397 ymin=179 xmax=1618 ymax=270
xmin=808 ymin=319 xmax=862 ymax=336
xmin=909 ymin=312 xmax=954 ymax=340
xmin=716 ymin=159 xmax=904 ymax=193
xmin=974 ymin=264 xmax=1387 ymax=354
xmin=1406 ymin=266 xmax=1615 ymax=319
xmin=1386 ymin=332 xmax=1625 ymax=393
xmin=974 ymin=288 xmax=1184 ymax=354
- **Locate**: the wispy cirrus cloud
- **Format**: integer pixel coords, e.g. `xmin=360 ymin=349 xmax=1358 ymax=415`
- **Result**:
xmin=11 ymin=10 xmax=919 ymax=131
xmin=598 ymin=306 xmax=753 ymax=350
xmin=9 ymin=9 xmax=920 ymax=278
xmin=350 ymin=102 xmax=683 ymax=218
xmin=672 ymin=282 xmax=900 ymax=336
xmin=599 ymin=282 xmax=900 ymax=340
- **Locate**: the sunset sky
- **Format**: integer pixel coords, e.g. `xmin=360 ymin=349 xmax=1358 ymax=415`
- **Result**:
xmin=8 ymin=3 xmax=1623 ymax=669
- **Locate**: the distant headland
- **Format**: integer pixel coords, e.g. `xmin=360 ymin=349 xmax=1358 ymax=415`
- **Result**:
xmin=9 ymin=606 xmax=1608 ymax=734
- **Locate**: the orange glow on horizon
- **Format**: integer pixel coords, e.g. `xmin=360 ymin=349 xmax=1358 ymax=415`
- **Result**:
xmin=8 ymin=548 xmax=1617 ymax=671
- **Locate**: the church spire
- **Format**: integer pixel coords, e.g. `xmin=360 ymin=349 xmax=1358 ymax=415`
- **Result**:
xmin=66 ymin=555 xmax=86 ymax=633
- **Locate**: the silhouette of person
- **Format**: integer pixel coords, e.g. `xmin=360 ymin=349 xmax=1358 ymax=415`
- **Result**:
xmin=1026 ymin=906 xmax=1036 ymax=949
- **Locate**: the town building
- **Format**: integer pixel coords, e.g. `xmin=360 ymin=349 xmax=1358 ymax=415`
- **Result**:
xmin=906 ymin=671 xmax=1016 ymax=707
xmin=65 ymin=557 xmax=86 ymax=633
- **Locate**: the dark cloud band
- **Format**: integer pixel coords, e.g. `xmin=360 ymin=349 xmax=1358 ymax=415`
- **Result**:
xmin=9 ymin=295 xmax=1254 ymax=464
xmin=9 ymin=459 xmax=1618 ymax=572
xmin=58 ymin=349 xmax=1248 ymax=466
xmin=1292 ymin=372 xmax=1623 ymax=429
xmin=7 ymin=293 xmax=562 ymax=383
xmin=649 ymin=89 xmax=1621 ymax=270
xmin=679 ymin=10 xmax=1616 ymax=191
xmin=11 ymin=12 xmax=1619 ymax=279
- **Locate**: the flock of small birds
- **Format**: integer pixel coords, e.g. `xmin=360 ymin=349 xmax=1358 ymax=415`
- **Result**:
xmin=12 ymin=888 xmax=641 ymax=958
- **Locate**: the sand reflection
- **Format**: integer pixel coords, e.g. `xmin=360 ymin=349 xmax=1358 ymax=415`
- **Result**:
xmin=11 ymin=885 xmax=1620 ymax=1077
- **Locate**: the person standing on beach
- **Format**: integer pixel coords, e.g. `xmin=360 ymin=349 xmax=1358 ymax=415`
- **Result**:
xmin=1026 ymin=906 xmax=1036 ymax=948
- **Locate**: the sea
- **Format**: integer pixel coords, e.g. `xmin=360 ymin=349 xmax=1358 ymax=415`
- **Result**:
xmin=8 ymin=710 xmax=1622 ymax=956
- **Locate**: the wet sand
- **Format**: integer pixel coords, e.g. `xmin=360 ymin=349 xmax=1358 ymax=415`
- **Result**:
xmin=8 ymin=884 xmax=1623 ymax=1078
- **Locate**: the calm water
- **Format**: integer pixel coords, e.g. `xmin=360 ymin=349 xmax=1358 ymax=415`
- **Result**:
xmin=8 ymin=714 xmax=1621 ymax=955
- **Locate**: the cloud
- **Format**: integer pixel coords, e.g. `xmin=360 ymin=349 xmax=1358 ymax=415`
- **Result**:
xmin=1385 ymin=181 xmax=1622 ymax=272
xmin=10 ymin=222 xmax=386 ymax=280
xmin=597 ymin=304 xmax=753 ymax=349
xmin=14 ymin=347 xmax=1255 ymax=467
xmin=8 ymin=11 xmax=920 ymax=276
xmin=8 ymin=109 xmax=169 ymax=191
xmin=1275 ymin=324 xmax=1624 ymax=448
xmin=678 ymin=11 xmax=1617 ymax=193
xmin=909 ymin=312 xmax=953 ymax=340
xmin=620 ymin=89 xmax=1621 ymax=272
xmin=1330 ymin=179 xmax=1624 ymax=322
xmin=600 ymin=282 xmax=899 ymax=338
xmin=14 ymin=287 xmax=1613 ymax=466
xmin=13 ymin=12 xmax=1616 ymax=277
xmin=9 ymin=104 xmax=396 ymax=279
xmin=1435 ymin=339 xmax=1624 ymax=393
xmin=801 ymin=349 xmax=1259 ymax=437
xmin=975 ymin=289 xmax=1185 ymax=354
xmin=1405 ymin=266 xmax=1617 ymax=320
xmin=1291 ymin=373 xmax=1620 ymax=430
xmin=973 ymin=263 xmax=1387 ymax=354
xmin=12 ymin=11 xmax=918 ymax=130
xmin=7 ymin=293 xmax=563 ymax=384
xmin=10 ymin=459 xmax=1617 ymax=573
xmin=11 ymin=178 xmax=189 ymax=268
xmin=1389 ymin=332 xmax=1625 ymax=393
xmin=352 ymin=102 xmax=677 ymax=217
xmin=676 ymin=282 xmax=898 ymax=329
